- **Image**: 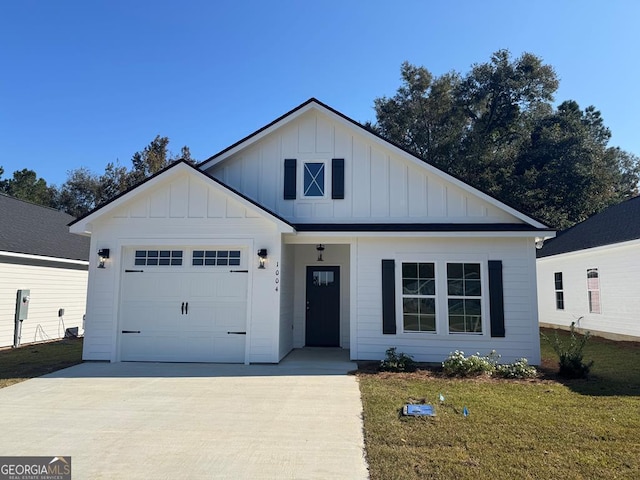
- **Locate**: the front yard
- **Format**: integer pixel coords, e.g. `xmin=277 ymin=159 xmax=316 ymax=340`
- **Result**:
xmin=359 ymin=329 xmax=640 ymax=479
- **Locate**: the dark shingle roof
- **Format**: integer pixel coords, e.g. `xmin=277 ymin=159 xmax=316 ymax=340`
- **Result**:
xmin=0 ymin=194 xmax=90 ymax=261
xmin=537 ymin=196 xmax=640 ymax=258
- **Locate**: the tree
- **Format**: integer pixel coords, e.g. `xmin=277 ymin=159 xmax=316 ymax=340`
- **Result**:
xmin=0 ymin=168 xmax=57 ymax=207
xmin=371 ymin=51 xmax=639 ymax=228
xmin=57 ymin=167 xmax=100 ymax=218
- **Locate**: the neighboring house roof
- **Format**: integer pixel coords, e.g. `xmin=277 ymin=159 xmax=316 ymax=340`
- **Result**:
xmin=537 ymin=196 xmax=640 ymax=258
xmin=0 ymin=194 xmax=90 ymax=261
xmin=199 ymin=98 xmax=551 ymax=232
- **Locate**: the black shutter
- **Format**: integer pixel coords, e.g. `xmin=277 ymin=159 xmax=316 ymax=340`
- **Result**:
xmin=283 ymin=159 xmax=296 ymax=199
xmin=331 ymin=158 xmax=345 ymax=199
xmin=488 ymin=260 xmax=505 ymax=337
xmin=382 ymin=259 xmax=396 ymax=334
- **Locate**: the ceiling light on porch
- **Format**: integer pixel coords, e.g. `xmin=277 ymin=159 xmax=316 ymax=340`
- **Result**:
xmin=316 ymin=244 xmax=325 ymax=262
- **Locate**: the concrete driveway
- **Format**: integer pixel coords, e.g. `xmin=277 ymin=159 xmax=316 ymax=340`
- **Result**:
xmin=0 ymin=349 xmax=369 ymax=479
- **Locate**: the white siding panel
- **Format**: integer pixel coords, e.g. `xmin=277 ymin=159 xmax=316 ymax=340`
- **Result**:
xmin=351 ymin=138 xmax=370 ymax=217
xmin=370 ymin=148 xmax=389 ymax=217
xmin=0 ymin=262 xmax=88 ymax=348
xmin=298 ymin=114 xmax=315 ymax=153
xmin=169 ymin=176 xmax=188 ymax=218
xmin=149 ymin=189 xmax=168 ymax=218
xmin=316 ymin=116 xmax=333 ymax=153
xmin=188 ymin=178 xmax=208 ymax=218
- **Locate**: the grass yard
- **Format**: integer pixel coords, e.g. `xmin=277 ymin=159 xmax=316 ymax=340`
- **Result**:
xmin=0 ymin=337 xmax=83 ymax=388
xmin=359 ymin=329 xmax=640 ymax=479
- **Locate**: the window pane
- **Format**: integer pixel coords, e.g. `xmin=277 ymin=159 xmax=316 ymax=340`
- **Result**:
xmin=205 ymin=251 xmax=216 ymax=258
xmin=464 ymin=263 xmax=481 ymax=279
xmin=555 ymin=291 xmax=564 ymax=310
xmin=448 ymin=299 xmax=464 ymax=315
xmin=402 ymin=263 xmax=418 ymax=278
xmin=447 ymin=279 xmax=464 ymax=296
xmin=205 ymin=259 xmax=215 ymax=266
xmin=403 ymin=315 xmax=420 ymax=331
xmin=554 ymin=272 xmax=563 ymax=290
xmin=229 ymin=258 xmax=240 ymax=266
xmin=217 ymin=259 xmax=228 ymax=266
xmin=403 ymin=298 xmax=419 ymax=314
xmin=449 ymin=316 xmax=465 ymax=332
xmin=447 ymin=263 xmax=463 ymax=279
xmin=134 ymin=258 xmax=145 ymax=266
xmin=304 ymin=163 xmax=325 ymax=196
xmin=589 ymin=291 xmax=601 ymax=314
xmin=419 ymin=263 xmax=434 ymax=278
xmin=465 ymin=299 xmax=482 ymax=316
xmin=465 ymin=279 xmax=482 ymax=296
xmin=419 ymin=314 xmax=436 ymax=332
xmin=159 ymin=250 xmax=170 ymax=257
xmin=172 ymin=251 xmax=183 ymax=257
xmin=193 ymin=258 xmax=203 ymax=266
xmin=403 ymin=279 xmax=420 ymax=295
xmin=230 ymin=251 xmax=240 ymax=258
xmin=135 ymin=250 xmax=145 ymax=258
xmin=148 ymin=250 xmax=158 ymax=257
xmin=147 ymin=258 xmax=158 ymax=265
xmin=419 ymin=279 xmax=436 ymax=296
xmin=193 ymin=251 xmax=204 ymax=258
xmin=159 ymin=258 xmax=170 ymax=265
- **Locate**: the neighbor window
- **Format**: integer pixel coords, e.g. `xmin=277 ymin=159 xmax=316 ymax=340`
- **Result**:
xmin=401 ymin=262 xmax=436 ymax=332
xmin=447 ymin=263 xmax=482 ymax=334
xmin=135 ymin=250 xmax=183 ymax=266
xmin=554 ymin=272 xmax=564 ymax=310
xmin=192 ymin=250 xmax=241 ymax=266
xmin=587 ymin=268 xmax=601 ymax=314
xmin=303 ymin=162 xmax=325 ymax=197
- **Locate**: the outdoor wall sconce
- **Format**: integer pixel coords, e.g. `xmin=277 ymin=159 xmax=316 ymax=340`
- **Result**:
xmin=97 ymin=248 xmax=110 ymax=269
xmin=316 ymin=244 xmax=325 ymax=262
xmin=257 ymin=249 xmax=268 ymax=269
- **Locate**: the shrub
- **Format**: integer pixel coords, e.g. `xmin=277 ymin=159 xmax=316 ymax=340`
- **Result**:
xmin=442 ymin=350 xmax=498 ymax=377
xmin=541 ymin=322 xmax=593 ymax=378
xmin=379 ymin=347 xmax=416 ymax=372
xmin=495 ymin=358 xmax=537 ymax=379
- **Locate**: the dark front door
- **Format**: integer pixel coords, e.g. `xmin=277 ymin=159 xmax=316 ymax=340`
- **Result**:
xmin=305 ymin=266 xmax=340 ymax=347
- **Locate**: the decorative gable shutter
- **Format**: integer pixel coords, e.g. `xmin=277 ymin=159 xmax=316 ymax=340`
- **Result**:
xmin=382 ymin=259 xmax=396 ymax=334
xmin=488 ymin=260 xmax=506 ymax=337
xmin=283 ymin=159 xmax=297 ymax=199
xmin=331 ymin=158 xmax=345 ymax=199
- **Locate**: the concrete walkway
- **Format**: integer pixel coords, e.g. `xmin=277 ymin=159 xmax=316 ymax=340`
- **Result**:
xmin=0 ymin=349 xmax=369 ymax=479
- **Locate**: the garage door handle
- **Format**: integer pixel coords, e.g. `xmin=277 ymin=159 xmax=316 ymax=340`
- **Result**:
xmin=227 ymin=331 xmax=246 ymax=335
xmin=185 ymin=302 xmax=188 ymax=315
xmin=122 ymin=330 xmax=141 ymax=334
xmin=181 ymin=302 xmax=185 ymax=315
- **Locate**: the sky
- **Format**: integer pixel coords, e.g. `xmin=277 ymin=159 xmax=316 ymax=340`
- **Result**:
xmin=1 ymin=1 xmax=639 ymax=187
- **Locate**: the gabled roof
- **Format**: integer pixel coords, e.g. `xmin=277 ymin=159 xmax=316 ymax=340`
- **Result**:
xmin=69 ymin=160 xmax=294 ymax=234
xmin=537 ymin=196 xmax=640 ymax=258
xmin=198 ymin=98 xmax=551 ymax=232
xmin=0 ymin=194 xmax=90 ymax=261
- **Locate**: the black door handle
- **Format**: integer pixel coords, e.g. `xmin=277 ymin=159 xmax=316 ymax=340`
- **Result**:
xmin=185 ymin=302 xmax=188 ymax=315
xmin=181 ymin=302 xmax=184 ymax=315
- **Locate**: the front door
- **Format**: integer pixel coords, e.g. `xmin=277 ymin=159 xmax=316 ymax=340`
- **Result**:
xmin=305 ymin=266 xmax=340 ymax=347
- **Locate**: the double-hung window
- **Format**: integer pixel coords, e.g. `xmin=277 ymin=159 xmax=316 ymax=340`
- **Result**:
xmin=401 ymin=262 xmax=436 ymax=332
xmin=587 ymin=268 xmax=601 ymax=314
xmin=447 ymin=263 xmax=482 ymax=334
xmin=554 ymin=272 xmax=564 ymax=310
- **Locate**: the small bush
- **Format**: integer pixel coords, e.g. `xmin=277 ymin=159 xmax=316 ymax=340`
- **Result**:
xmin=541 ymin=322 xmax=593 ymax=378
xmin=442 ymin=350 xmax=498 ymax=377
xmin=443 ymin=350 xmax=537 ymax=379
xmin=379 ymin=347 xmax=416 ymax=372
xmin=495 ymin=358 xmax=537 ymax=379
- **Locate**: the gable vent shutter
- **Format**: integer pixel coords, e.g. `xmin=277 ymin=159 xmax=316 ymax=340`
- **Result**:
xmin=488 ymin=260 xmax=506 ymax=337
xmin=382 ymin=259 xmax=396 ymax=334
xmin=331 ymin=158 xmax=345 ymax=199
xmin=283 ymin=159 xmax=297 ymax=199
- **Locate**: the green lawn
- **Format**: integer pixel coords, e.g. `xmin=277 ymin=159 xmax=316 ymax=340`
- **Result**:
xmin=0 ymin=337 xmax=83 ymax=388
xmin=359 ymin=329 xmax=640 ymax=479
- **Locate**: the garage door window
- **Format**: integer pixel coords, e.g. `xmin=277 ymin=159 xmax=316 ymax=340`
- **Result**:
xmin=192 ymin=250 xmax=241 ymax=266
xmin=135 ymin=250 xmax=183 ymax=266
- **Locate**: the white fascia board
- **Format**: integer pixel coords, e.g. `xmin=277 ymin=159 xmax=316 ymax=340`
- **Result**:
xmin=0 ymin=250 xmax=89 ymax=266
xmin=289 ymin=230 xmax=550 ymax=239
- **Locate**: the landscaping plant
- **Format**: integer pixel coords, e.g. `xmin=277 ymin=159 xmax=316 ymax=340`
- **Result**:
xmin=541 ymin=321 xmax=593 ymax=378
xmin=379 ymin=347 xmax=416 ymax=372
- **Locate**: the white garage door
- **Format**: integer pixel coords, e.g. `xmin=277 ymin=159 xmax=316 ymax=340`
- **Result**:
xmin=119 ymin=247 xmax=248 ymax=363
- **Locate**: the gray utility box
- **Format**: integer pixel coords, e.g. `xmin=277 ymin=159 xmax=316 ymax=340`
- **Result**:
xmin=13 ymin=289 xmax=30 ymax=347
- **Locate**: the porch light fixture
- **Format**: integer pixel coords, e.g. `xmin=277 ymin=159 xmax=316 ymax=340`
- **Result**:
xmin=257 ymin=248 xmax=268 ymax=269
xmin=316 ymin=244 xmax=325 ymax=262
xmin=97 ymin=248 xmax=110 ymax=269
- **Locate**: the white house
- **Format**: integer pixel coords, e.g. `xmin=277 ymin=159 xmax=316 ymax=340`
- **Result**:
xmin=70 ymin=98 xmax=553 ymax=364
xmin=0 ymin=194 xmax=89 ymax=348
xmin=537 ymin=196 xmax=640 ymax=340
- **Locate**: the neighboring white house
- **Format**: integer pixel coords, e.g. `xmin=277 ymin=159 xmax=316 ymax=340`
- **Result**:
xmin=537 ymin=196 xmax=640 ymax=340
xmin=0 ymin=194 xmax=89 ymax=348
xmin=70 ymin=98 xmax=554 ymax=365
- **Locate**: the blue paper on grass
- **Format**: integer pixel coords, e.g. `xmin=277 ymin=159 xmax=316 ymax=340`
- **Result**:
xmin=403 ymin=404 xmax=435 ymax=417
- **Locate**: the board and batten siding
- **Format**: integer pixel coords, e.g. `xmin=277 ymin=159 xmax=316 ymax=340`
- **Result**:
xmin=0 ymin=261 xmax=87 ymax=348
xmin=278 ymin=243 xmax=294 ymax=360
xmin=537 ymin=240 xmax=640 ymax=339
xmin=353 ymin=236 xmax=540 ymax=364
xmin=80 ymin=171 xmax=284 ymax=363
xmin=204 ymin=109 xmax=520 ymax=225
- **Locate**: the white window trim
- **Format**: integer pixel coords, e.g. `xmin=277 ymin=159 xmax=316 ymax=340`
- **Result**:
xmin=394 ymin=254 xmax=489 ymax=338
xmin=300 ymin=160 xmax=328 ymax=199
xmin=399 ymin=262 xmax=438 ymax=334
xmin=554 ymin=272 xmax=565 ymax=310
xmin=587 ymin=268 xmax=602 ymax=314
